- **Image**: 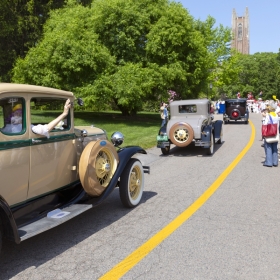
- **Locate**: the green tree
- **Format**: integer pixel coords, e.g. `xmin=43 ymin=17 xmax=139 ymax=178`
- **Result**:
xmin=0 ymin=0 xmax=92 ymax=82
xmin=12 ymin=0 xmax=232 ymax=115
xmin=13 ymin=3 xmax=115 ymax=90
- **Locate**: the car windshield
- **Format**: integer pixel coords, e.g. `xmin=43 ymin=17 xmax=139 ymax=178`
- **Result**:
xmin=226 ymin=101 xmax=246 ymax=108
xmin=179 ymin=105 xmax=197 ymax=113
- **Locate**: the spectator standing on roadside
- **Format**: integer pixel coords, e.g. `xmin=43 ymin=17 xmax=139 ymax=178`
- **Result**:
xmin=160 ymin=102 xmax=168 ymax=127
xmin=262 ymin=105 xmax=279 ymax=167
xmin=215 ymin=100 xmax=220 ymax=114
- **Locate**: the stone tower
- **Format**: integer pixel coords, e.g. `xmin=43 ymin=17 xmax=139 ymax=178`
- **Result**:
xmin=231 ymin=7 xmax=250 ymax=54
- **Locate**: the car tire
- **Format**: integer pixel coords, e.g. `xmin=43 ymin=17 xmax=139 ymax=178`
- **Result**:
xmin=79 ymin=140 xmax=119 ymax=196
xmin=217 ymin=127 xmax=223 ymax=144
xmin=161 ymin=146 xmax=170 ymax=155
xmin=169 ymin=122 xmax=194 ymax=147
xmin=119 ymin=159 xmax=144 ymax=208
xmin=206 ymin=133 xmax=214 ymax=155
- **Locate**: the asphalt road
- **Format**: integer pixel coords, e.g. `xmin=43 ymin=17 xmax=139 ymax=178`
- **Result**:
xmin=1 ymin=112 xmax=280 ymax=280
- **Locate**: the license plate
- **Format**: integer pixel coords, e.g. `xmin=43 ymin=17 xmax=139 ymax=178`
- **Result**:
xmin=157 ymin=135 xmax=168 ymax=141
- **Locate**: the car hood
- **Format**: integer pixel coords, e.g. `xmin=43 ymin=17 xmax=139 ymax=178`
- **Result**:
xmin=74 ymin=126 xmax=106 ymax=137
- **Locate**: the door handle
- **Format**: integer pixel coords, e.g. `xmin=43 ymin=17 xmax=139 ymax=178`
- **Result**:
xmin=32 ymin=139 xmax=42 ymax=144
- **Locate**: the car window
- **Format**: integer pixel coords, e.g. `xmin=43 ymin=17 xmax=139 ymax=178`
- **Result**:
xmin=0 ymin=97 xmax=25 ymax=135
xmin=178 ymin=105 xmax=197 ymax=113
xmin=30 ymin=97 xmax=70 ymax=132
xmin=226 ymin=101 xmax=246 ymax=108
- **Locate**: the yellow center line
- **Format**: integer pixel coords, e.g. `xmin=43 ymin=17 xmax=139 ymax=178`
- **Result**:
xmin=100 ymin=120 xmax=255 ymax=280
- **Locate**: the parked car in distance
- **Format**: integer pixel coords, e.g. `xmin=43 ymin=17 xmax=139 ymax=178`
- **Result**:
xmin=157 ymin=99 xmax=223 ymax=155
xmin=223 ymin=98 xmax=249 ymax=124
xmin=0 ymin=83 xmax=150 ymax=254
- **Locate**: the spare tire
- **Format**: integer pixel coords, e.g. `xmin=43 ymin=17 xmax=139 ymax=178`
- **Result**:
xmin=169 ymin=122 xmax=194 ymax=147
xmin=231 ymin=109 xmax=240 ymax=119
xmin=79 ymin=140 xmax=119 ymax=196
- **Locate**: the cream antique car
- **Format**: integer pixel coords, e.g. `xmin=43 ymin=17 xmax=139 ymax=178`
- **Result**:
xmin=0 ymin=83 xmax=150 ymax=254
xmin=157 ymin=99 xmax=223 ymax=155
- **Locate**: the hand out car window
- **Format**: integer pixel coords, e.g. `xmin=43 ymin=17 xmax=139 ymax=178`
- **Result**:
xmin=30 ymin=97 xmax=71 ymax=136
xmin=0 ymin=97 xmax=25 ymax=135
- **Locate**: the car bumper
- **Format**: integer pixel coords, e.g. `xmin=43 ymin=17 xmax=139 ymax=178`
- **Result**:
xmin=194 ymin=140 xmax=211 ymax=148
xmin=223 ymin=114 xmax=248 ymax=121
xmin=157 ymin=141 xmax=170 ymax=148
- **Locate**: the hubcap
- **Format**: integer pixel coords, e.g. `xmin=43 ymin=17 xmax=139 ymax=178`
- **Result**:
xmin=174 ymin=128 xmax=189 ymax=143
xmin=129 ymin=167 xmax=142 ymax=199
xmin=96 ymin=149 xmax=115 ymax=187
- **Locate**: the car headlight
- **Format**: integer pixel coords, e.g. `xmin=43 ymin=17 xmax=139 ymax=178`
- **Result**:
xmin=111 ymin=131 xmax=124 ymax=147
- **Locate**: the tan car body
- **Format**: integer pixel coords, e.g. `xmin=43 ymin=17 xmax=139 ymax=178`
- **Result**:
xmin=0 ymin=83 xmax=148 ymax=252
xmin=0 ymin=83 xmax=106 ymax=206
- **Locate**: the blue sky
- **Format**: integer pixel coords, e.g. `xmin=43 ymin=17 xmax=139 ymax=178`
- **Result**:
xmin=177 ymin=0 xmax=280 ymax=54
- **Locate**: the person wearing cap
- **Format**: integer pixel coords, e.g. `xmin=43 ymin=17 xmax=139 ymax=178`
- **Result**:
xmin=262 ymin=105 xmax=279 ymax=167
xmin=1 ymin=99 xmax=71 ymax=136
xmin=4 ymin=104 xmax=24 ymax=133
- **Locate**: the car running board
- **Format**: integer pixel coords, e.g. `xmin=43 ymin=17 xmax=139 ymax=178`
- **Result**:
xmin=143 ymin=166 xmax=150 ymax=174
xmin=18 ymin=204 xmax=92 ymax=242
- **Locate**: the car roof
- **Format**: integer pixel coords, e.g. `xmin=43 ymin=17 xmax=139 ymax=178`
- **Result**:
xmin=170 ymin=99 xmax=210 ymax=106
xmin=0 ymin=83 xmax=73 ymax=98
xmin=225 ymin=98 xmax=247 ymax=102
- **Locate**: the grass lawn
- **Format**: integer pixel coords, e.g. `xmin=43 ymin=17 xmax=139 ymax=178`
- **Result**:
xmin=74 ymin=111 xmax=160 ymax=149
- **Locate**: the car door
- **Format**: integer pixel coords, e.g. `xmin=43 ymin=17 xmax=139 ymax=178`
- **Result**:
xmin=0 ymin=95 xmax=29 ymax=206
xmin=27 ymin=94 xmax=78 ymax=200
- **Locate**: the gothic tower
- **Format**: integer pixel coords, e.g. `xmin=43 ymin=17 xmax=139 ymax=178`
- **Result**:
xmin=231 ymin=7 xmax=250 ymax=54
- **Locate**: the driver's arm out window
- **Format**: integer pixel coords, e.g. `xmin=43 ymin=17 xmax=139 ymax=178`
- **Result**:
xmin=30 ymin=97 xmax=70 ymax=133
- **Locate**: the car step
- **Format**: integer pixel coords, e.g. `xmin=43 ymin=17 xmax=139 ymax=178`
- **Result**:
xmin=143 ymin=166 xmax=150 ymax=174
xmin=18 ymin=204 xmax=92 ymax=242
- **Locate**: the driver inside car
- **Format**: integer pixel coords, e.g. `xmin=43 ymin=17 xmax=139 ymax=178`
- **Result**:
xmin=1 ymin=99 xmax=71 ymax=137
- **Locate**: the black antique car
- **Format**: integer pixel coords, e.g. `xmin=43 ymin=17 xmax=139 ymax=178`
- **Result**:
xmin=0 ymin=83 xmax=150 ymax=254
xmin=223 ymin=98 xmax=249 ymax=124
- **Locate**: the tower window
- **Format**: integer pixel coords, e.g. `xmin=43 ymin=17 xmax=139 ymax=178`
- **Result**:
xmin=238 ymin=23 xmax=242 ymax=39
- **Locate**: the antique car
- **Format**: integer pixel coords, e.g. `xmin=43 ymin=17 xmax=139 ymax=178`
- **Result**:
xmin=223 ymin=98 xmax=249 ymax=124
xmin=0 ymin=83 xmax=150 ymax=254
xmin=157 ymin=99 xmax=223 ymax=155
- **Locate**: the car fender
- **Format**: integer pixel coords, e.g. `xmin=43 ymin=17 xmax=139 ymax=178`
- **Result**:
xmin=0 ymin=195 xmax=20 ymax=244
xmin=201 ymin=125 xmax=212 ymax=142
xmin=213 ymin=120 xmax=223 ymax=139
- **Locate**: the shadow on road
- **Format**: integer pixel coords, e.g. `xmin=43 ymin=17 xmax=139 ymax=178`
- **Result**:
xmin=0 ymin=189 xmax=157 ymax=279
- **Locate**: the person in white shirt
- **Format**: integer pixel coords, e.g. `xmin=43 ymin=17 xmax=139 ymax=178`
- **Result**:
xmin=262 ymin=105 xmax=279 ymax=167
